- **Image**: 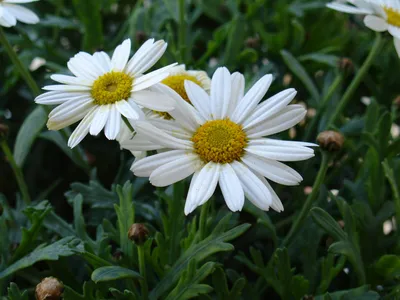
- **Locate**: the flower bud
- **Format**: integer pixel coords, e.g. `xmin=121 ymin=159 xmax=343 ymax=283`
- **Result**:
xmin=128 ymin=223 xmax=149 ymax=245
xmin=317 ymin=130 xmax=344 ymax=152
xmin=35 ymin=277 xmax=64 ymax=300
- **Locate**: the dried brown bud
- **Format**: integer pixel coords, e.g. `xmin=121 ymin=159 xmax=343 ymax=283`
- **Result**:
xmin=35 ymin=277 xmax=64 ymax=300
xmin=338 ymin=57 xmax=354 ymax=73
xmin=128 ymin=223 xmax=149 ymax=245
xmin=393 ymin=95 xmax=400 ymax=108
xmin=317 ymin=130 xmax=344 ymax=152
xmin=245 ymin=36 xmax=260 ymax=49
xmin=0 ymin=123 xmax=9 ymax=139
xmin=136 ymin=31 xmax=147 ymax=44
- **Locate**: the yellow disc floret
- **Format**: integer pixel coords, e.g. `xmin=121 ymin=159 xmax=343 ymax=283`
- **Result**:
xmin=384 ymin=6 xmax=400 ymax=28
xmin=91 ymin=71 xmax=133 ymax=105
xmin=192 ymin=119 xmax=247 ymax=164
xmin=162 ymin=74 xmax=202 ymax=102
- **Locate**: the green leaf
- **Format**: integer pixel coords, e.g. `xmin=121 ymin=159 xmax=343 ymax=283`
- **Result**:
xmin=291 ymin=275 xmax=309 ymax=300
xmin=72 ymin=0 xmax=104 ymax=51
xmin=150 ymin=214 xmax=250 ymax=299
xmin=13 ymin=106 xmax=47 ymax=167
xmin=311 ymin=207 xmax=346 ymax=241
xmin=165 ymin=261 xmax=215 ymax=300
xmin=224 ymin=16 xmax=246 ymax=66
xmin=281 ymin=49 xmax=320 ymax=100
xmin=298 ymin=53 xmax=339 ymax=67
xmin=6 ymin=283 xmax=28 ymax=300
xmin=0 ymin=237 xmax=81 ymax=279
xmin=91 ymin=266 xmax=142 ymax=283
xmin=374 ymin=255 xmax=400 ymax=280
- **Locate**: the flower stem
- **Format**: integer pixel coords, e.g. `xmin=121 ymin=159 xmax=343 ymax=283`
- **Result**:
xmin=137 ymin=245 xmax=149 ymax=300
xmin=325 ymin=33 xmax=383 ymax=129
xmin=0 ymin=27 xmax=41 ymax=96
xmin=178 ymin=0 xmax=186 ymax=62
xmin=0 ymin=139 xmax=31 ymax=205
xmin=282 ymin=152 xmax=330 ymax=247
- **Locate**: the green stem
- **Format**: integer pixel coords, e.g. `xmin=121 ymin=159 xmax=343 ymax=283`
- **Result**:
xmin=0 ymin=27 xmax=40 ymax=96
xmin=137 ymin=245 xmax=148 ymax=300
xmin=325 ymin=33 xmax=383 ymax=129
xmin=178 ymin=0 xmax=186 ymax=61
xmin=304 ymin=74 xmax=344 ymax=141
xmin=0 ymin=139 xmax=31 ymax=205
xmin=282 ymin=152 xmax=330 ymax=247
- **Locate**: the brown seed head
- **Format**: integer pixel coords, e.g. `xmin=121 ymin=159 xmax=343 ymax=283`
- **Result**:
xmin=128 ymin=223 xmax=149 ymax=245
xmin=317 ymin=130 xmax=344 ymax=152
xmin=35 ymin=277 xmax=64 ymax=300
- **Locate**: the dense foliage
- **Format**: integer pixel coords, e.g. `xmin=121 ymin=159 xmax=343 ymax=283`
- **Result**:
xmin=1 ymin=0 xmax=400 ymax=299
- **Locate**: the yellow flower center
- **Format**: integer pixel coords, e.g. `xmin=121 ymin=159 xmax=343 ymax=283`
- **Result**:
xmin=384 ymin=6 xmax=400 ymax=27
xmin=155 ymin=74 xmax=202 ymax=119
xmin=91 ymin=71 xmax=133 ymax=105
xmin=192 ymin=119 xmax=247 ymax=164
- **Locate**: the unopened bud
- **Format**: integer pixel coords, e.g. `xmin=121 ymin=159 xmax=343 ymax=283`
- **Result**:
xmin=317 ymin=130 xmax=344 ymax=152
xmin=0 ymin=123 xmax=9 ymax=139
xmin=35 ymin=277 xmax=64 ymax=300
xmin=338 ymin=57 xmax=354 ymax=73
xmin=128 ymin=223 xmax=149 ymax=245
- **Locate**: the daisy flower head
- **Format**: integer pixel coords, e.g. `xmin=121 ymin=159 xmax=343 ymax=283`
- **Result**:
xmin=35 ymin=38 xmax=177 ymax=148
xmin=0 ymin=0 xmax=39 ymax=27
xmin=150 ymin=64 xmax=211 ymax=120
xmin=327 ymin=0 xmax=400 ymax=56
xmin=130 ymin=67 xmax=316 ymax=215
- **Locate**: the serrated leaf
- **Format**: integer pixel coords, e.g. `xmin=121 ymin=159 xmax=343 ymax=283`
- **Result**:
xmin=13 ymin=106 xmax=47 ymax=167
xmin=91 ymin=266 xmax=142 ymax=283
xmin=6 ymin=283 xmax=28 ymax=300
xmin=374 ymin=255 xmax=400 ymax=280
xmin=0 ymin=237 xmax=82 ymax=279
xmin=311 ymin=207 xmax=346 ymax=241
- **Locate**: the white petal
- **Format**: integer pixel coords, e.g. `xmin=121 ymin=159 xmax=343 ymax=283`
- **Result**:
xmin=111 ymin=39 xmax=131 ymax=71
xmin=184 ymin=172 xmax=200 ymax=215
xmin=241 ymin=153 xmax=302 ymax=186
xmin=149 ymin=154 xmax=201 ymax=187
xmin=132 ymin=63 xmax=177 ymax=92
xmin=388 ymin=25 xmax=400 ymax=40
xmin=246 ymin=142 xmax=315 ymax=162
xmin=127 ymin=99 xmax=146 ymax=120
xmin=126 ymin=40 xmax=167 ymax=76
xmin=135 ymin=121 xmax=193 ymax=150
xmin=148 ymin=118 xmax=192 ymax=139
xmin=2 ymin=4 xmax=38 ymax=24
xmin=185 ymin=162 xmax=220 ymax=215
xmin=257 ymin=175 xmax=284 ymax=212
xmin=3 ymin=0 xmax=40 ymax=3
xmin=50 ymin=74 xmax=93 ymax=86
xmin=132 ymin=90 xmax=175 ymax=112
xmin=228 ymin=72 xmax=245 ymax=116
xmin=243 ymin=88 xmax=297 ymax=129
xmin=231 ymin=74 xmax=273 ymax=124
xmin=230 ymin=161 xmax=272 ymax=210
xmin=249 ymin=138 xmax=317 ymax=148
xmin=394 ymin=37 xmax=400 ymax=58
xmin=67 ymin=52 xmax=102 ymax=81
xmin=219 ymin=163 xmax=244 ymax=212
xmin=89 ymin=105 xmax=110 ymax=135
xmin=43 ymin=84 xmax=92 ymax=92
xmin=48 ymin=96 xmax=93 ymax=121
xmin=104 ymin=105 xmax=121 ymax=140
xmin=47 ymin=105 xmax=93 ymax=131
xmin=35 ymin=91 xmax=86 ymax=105
xmin=246 ymin=105 xmax=306 ymax=138
xmin=184 ymin=80 xmax=211 ymax=120
xmin=93 ymin=51 xmax=111 ymax=73
xmin=210 ymin=67 xmax=231 ymax=119
xmin=115 ymin=100 xmax=140 ymax=120
xmin=363 ymin=15 xmax=388 ymax=32
xmin=121 ymin=133 xmax=164 ymax=152
xmin=132 ymin=150 xmax=191 ymax=176
xmin=326 ymin=2 xmax=372 ymax=14
xmin=67 ymin=107 xmax=97 ymax=148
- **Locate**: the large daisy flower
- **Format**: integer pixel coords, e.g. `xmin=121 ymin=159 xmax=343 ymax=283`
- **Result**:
xmin=327 ymin=0 xmax=400 ymax=56
xmin=35 ymin=39 xmax=177 ymax=148
xmin=0 ymin=0 xmax=39 ymax=27
xmin=129 ymin=67 xmax=316 ymax=215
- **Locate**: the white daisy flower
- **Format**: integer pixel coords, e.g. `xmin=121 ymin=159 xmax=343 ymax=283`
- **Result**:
xmin=0 ymin=0 xmax=39 ymax=27
xmin=129 ymin=67 xmax=316 ymax=215
xmin=327 ymin=0 xmax=400 ymax=56
xmin=118 ymin=65 xmax=211 ymax=160
xmin=35 ymin=38 xmax=177 ymax=148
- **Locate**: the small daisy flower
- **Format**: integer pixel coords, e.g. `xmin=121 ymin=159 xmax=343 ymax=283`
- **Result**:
xmin=35 ymin=39 xmax=177 ymax=148
xmin=327 ymin=0 xmax=400 ymax=56
xmin=151 ymin=64 xmax=211 ymax=119
xmin=129 ymin=67 xmax=316 ymax=215
xmin=0 ymin=0 xmax=39 ymax=27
